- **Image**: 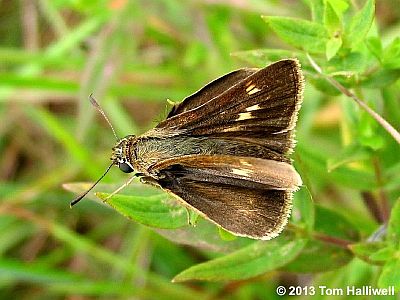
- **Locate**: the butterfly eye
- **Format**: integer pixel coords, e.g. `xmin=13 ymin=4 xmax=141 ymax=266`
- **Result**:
xmin=119 ymin=162 xmax=134 ymax=173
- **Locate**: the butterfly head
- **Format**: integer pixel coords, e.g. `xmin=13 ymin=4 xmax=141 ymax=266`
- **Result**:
xmin=70 ymin=96 xmax=139 ymax=207
xmin=111 ymin=135 xmax=136 ymax=173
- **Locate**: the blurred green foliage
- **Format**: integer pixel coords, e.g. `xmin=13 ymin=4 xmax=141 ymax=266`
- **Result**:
xmin=1 ymin=0 xmax=400 ymax=299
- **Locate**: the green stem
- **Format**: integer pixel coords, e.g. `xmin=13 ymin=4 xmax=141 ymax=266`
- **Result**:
xmin=307 ymin=54 xmax=400 ymax=145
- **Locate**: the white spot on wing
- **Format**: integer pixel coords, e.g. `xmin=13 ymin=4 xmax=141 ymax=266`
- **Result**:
xmin=246 ymin=104 xmax=261 ymax=112
xmin=246 ymin=84 xmax=255 ymax=92
xmin=248 ymin=87 xmax=261 ymax=95
xmin=231 ymin=168 xmax=253 ymax=177
xmin=272 ymin=128 xmax=290 ymax=135
xmin=236 ymin=112 xmax=252 ymax=121
xmin=222 ymin=126 xmax=242 ymax=132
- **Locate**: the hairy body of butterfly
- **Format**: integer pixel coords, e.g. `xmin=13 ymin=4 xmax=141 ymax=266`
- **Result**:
xmin=108 ymin=59 xmax=304 ymax=240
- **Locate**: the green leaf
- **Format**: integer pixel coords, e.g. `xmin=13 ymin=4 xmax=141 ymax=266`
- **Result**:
xmin=369 ymin=246 xmax=396 ymax=262
xmin=308 ymin=0 xmax=324 ymax=23
xmin=388 ymin=199 xmax=400 ymax=242
xmin=378 ymin=256 xmax=400 ymax=291
xmin=0 ymin=73 xmax=77 ymax=92
xmin=314 ymin=205 xmax=359 ymax=240
xmin=155 ymin=218 xmax=253 ymax=253
xmin=328 ymin=51 xmax=366 ymax=73
xmin=326 ymin=0 xmax=349 ymax=16
xmin=0 ymin=74 xmax=188 ymax=102
xmin=0 ymin=259 xmax=81 ymax=284
xmin=311 ymin=258 xmax=376 ymax=294
xmin=316 ymin=158 xmax=375 ymax=190
xmin=385 ymin=163 xmax=400 ymax=191
xmin=284 ymin=205 xmax=356 ymax=272
xmin=324 ymin=1 xmax=341 ymax=33
xmin=172 ymin=234 xmax=307 ymax=282
xmin=327 ymin=143 xmax=371 ymax=172
xmin=46 ymin=14 xmax=109 ymax=58
xmin=263 ymin=16 xmax=328 ymax=53
xmin=218 ymin=228 xmax=237 ymax=241
xmin=98 ymin=192 xmax=188 ymax=229
xmin=187 ymin=209 xmax=200 ymax=226
xmin=63 ymin=182 xmax=105 ymax=203
xmin=326 ymin=36 xmax=342 ymax=60
xmin=283 ymin=239 xmax=353 ymax=272
xmin=366 ymin=36 xmax=383 ymax=61
xmin=64 ymin=182 xmax=164 ymax=203
xmin=292 ymin=186 xmax=315 ymax=232
xmin=297 ymin=143 xmax=377 ymax=190
xmin=89 ymin=186 xmax=252 ymax=252
xmin=48 ymin=280 xmax=138 ymax=296
xmin=359 ymin=131 xmax=385 ymax=150
xmin=308 ymin=74 xmax=341 ymax=95
xmin=382 ymin=37 xmax=400 ymax=70
xmin=344 ymin=0 xmax=375 ymax=47
xmin=361 ymin=69 xmax=400 ymax=88
xmin=350 ymin=242 xmax=391 ymax=264
xmin=357 ymin=108 xmax=386 ymax=151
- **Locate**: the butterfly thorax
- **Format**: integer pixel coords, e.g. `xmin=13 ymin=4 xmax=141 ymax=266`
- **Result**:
xmin=124 ymin=133 xmax=210 ymax=175
xmin=110 ymin=131 xmax=203 ymax=176
xmin=111 ymin=130 xmax=238 ymax=176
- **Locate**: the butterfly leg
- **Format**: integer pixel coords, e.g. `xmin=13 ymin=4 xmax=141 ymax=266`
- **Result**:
xmin=185 ymin=207 xmax=198 ymax=226
xmin=103 ymin=175 xmax=137 ymax=202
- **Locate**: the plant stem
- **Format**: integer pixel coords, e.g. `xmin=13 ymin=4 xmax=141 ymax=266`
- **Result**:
xmin=312 ymin=232 xmax=353 ymax=249
xmin=287 ymin=223 xmax=353 ymax=249
xmin=307 ymin=54 xmax=400 ymax=145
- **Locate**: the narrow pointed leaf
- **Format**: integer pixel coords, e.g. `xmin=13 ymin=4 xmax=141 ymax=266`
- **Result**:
xmin=378 ymin=257 xmax=400 ymax=291
xmin=388 ymin=199 xmax=400 ymax=241
xmin=263 ymin=16 xmax=328 ymax=53
xmin=344 ymin=0 xmax=375 ymax=47
xmin=173 ymin=235 xmax=307 ymax=282
xmin=97 ymin=192 xmax=188 ymax=229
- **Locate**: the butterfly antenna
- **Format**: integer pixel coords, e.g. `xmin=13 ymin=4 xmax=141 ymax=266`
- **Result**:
xmin=70 ymin=163 xmax=114 ymax=207
xmin=89 ymin=94 xmax=119 ymax=141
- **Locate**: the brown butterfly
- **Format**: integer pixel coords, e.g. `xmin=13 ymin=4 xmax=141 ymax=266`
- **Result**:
xmin=71 ymin=59 xmax=304 ymax=240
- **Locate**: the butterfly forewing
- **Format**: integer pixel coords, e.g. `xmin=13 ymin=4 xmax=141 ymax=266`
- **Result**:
xmin=158 ymin=59 xmax=303 ymax=162
xmin=157 ymin=60 xmax=303 ymax=138
xmin=166 ymin=68 xmax=258 ymax=118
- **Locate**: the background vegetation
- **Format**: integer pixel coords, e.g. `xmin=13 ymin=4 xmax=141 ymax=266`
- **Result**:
xmin=1 ymin=0 xmax=400 ymax=299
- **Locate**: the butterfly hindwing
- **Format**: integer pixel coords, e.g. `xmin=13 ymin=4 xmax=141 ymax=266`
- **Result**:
xmin=151 ymin=155 xmax=302 ymax=190
xmin=151 ymin=153 xmax=301 ymax=239
xmin=157 ymin=166 xmax=293 ymax=240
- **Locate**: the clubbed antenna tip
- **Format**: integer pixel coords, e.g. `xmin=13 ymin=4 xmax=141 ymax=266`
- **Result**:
xmin=89 ymin=94 xmax=119 ymax=141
